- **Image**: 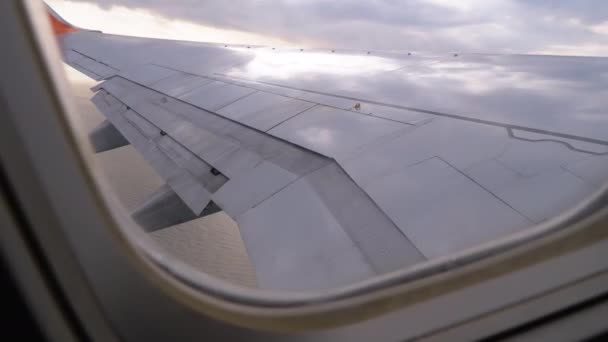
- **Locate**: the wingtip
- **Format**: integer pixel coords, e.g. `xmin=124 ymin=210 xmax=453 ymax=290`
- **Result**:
xmin=46 ymin=3 xmax=79 ymax=35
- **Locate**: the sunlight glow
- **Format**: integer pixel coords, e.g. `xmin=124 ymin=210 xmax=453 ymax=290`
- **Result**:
xmin=228 ymin=48 xmax=401 ymax=79
xmin=538 ymin=43 xmax=608 ymax=57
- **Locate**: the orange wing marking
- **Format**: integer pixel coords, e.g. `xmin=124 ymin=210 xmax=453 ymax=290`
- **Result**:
xmin=49 ymin=12 xmax=78 ymax=35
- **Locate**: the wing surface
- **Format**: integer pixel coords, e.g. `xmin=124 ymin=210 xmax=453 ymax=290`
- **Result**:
xmin=52 ymin=7 xmax=608 ymax=290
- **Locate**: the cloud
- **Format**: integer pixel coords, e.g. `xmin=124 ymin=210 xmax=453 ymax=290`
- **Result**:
xmin=48 ymin=0 xmax=608 ymax=56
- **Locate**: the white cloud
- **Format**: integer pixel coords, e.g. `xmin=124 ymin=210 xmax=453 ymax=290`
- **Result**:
xmin=591 ymin=21 xmax=608 ymax=35
xmin=423 ymin=0 xmax=475 ymax=11
xmin=46 ymin=0 xmax=289 ymax=46
xmin=47 ymin=0 xmax=608 ymax=56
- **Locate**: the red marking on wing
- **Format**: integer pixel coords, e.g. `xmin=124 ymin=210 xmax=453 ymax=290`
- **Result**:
xmin=49 ymin=12 xmax=78 ymax=35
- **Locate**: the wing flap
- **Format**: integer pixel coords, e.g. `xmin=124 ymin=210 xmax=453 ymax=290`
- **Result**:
xmin=92 ymin=90 xmax=212 ymax=214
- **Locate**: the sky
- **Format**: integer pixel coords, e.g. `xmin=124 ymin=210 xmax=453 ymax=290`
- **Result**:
xmin=47 ymin=0 xmax=608 ymax=56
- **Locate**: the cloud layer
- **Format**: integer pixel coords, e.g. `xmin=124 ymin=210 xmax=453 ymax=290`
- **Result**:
xmin=57 ymin=0 xmax=608 ymax=56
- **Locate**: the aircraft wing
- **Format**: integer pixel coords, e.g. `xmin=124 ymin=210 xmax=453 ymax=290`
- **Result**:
xmin=52 ymin=7 xmax=608 ymax=290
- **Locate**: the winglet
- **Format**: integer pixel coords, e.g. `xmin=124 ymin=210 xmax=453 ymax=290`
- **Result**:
xmin=46 ymin=4 xmax=79 ymax=35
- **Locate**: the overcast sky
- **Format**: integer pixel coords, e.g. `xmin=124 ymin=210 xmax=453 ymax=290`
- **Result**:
xmin=48 ymin=0 xmax=608 ymax=56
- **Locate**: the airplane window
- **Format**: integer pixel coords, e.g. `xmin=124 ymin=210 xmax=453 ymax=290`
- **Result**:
xmin=48 ymin=0 xmax=608 ymax=296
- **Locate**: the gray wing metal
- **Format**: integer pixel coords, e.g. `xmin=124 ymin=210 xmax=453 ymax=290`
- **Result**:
xmin=59 ymin=29 xmax=608 ymax=290
xmin=90 ymin=75 xmax=425 ymax=290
